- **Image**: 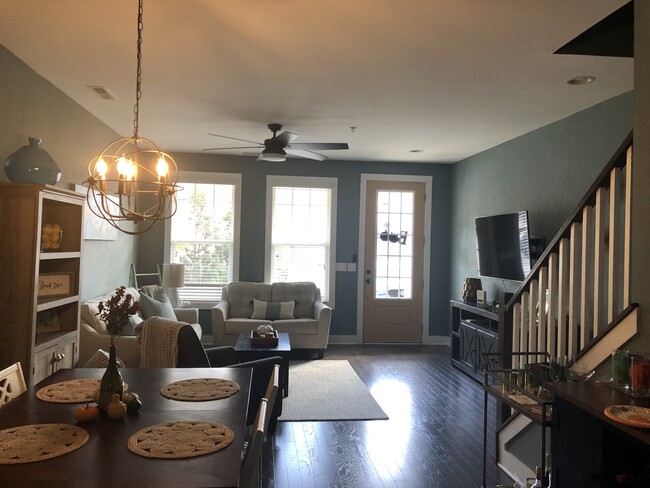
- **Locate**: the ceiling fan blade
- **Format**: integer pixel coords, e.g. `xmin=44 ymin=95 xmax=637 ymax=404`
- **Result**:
xmin=202 ymin=145 xmax=261 ymax=151
xmin=207 ymin=133 xmax=261 ymax=145
xmin=274 ymin=131 xmax=298 ymax=147
xmin=288 ymin=142 xmax=349 ymax=151
xmin=286 ymin=148 xmax=326 ymax=161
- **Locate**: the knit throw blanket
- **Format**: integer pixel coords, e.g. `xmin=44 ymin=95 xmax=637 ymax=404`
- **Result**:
xmin=140 ymin=317 xmax=184 ymax=368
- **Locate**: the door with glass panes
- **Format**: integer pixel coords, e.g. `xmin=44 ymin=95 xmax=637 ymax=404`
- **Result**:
xmin=363 ymin=181 xmax=425 ymax=342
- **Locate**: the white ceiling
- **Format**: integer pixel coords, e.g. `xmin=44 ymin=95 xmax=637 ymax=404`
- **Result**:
xmin=0 ymin=0 xmax=633 ymax=163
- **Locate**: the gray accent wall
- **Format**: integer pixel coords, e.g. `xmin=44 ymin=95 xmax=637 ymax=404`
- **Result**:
xmin=450 ymin=92 xmax=633 ymax=316
xmin=137 ymin=156 xmax=453 ymax=338
xmin=0 ymin=45 xmax=138 ymax=300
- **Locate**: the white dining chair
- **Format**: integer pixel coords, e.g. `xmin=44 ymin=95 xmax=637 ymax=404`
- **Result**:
xmin=239 ymin=397 xmax=269 ymax=488
xmin=0 ymin=362 xmax=27 ymax=406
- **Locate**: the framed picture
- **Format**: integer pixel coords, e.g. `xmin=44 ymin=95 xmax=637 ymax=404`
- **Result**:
xmin=36 ymin=309 xmax=60 ymax=334
xmin=38 ymin=272 xmax=73 ymax=297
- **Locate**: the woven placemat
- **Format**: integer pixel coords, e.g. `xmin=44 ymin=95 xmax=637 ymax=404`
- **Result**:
xmin=128 ymin=420 xmax=234 ymax=459
xmin=160 ymin=378 xmax=240 ymax=401
xmin=36 ymin=379 xmax=101 ymax=403
xmin=0 ymin=424 xmax=89 ymax=464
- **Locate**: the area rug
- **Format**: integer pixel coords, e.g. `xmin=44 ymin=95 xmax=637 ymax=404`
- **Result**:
xmin=278 ymin=360 xmax=388 ymax=422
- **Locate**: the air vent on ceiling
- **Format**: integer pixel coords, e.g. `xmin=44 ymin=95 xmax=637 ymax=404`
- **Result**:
xmin=87 ymin=85 xmax=115 ymax=100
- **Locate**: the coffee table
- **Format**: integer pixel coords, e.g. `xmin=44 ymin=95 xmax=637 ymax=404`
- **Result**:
xmin=234 ymin=332 xmax=291 ymax=397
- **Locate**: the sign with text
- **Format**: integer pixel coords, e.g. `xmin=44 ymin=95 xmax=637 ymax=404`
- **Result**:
xmin=38 ymin=273 xmax=73 ymax=297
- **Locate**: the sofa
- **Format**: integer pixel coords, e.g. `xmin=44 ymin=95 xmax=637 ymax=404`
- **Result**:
xmin=79 ymin=286 xmax=202 ymax=368
xmin=211 ymin=281 xmax=332 ymax=357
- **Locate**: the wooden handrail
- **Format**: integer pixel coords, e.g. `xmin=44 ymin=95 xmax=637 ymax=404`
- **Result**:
xmin=506 ymin=131 xmax=633 ymax=311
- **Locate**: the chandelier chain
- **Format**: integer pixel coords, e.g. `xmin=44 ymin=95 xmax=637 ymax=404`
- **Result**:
xmin=133 ymin=0 xmax=144 ymax=139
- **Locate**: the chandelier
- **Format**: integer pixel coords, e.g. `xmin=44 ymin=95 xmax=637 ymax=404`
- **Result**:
xmin=84 ymin=0 xmax=181 ymax=235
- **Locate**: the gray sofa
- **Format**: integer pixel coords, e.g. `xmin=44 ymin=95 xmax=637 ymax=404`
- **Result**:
xmin=211 ymin=281 xmax=332 ymax=357
xmin=79 ymin=286 xmax=202 ymax=367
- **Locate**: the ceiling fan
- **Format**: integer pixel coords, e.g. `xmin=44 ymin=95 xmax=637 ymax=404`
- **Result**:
xmin=203 ymin=123 xmax=349 ymax=162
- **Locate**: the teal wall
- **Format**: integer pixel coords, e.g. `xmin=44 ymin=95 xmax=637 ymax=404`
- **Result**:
xmin=137 ymin=156 xmax=453 ymax=338
xmin=0 ymin=45 xmax=138 ymax=301
xmin=450 ymin=91 xmax=634 ymax=314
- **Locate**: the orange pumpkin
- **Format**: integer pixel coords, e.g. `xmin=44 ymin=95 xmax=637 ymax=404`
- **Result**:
xmin=74 ymin=403 xmax=100 ymax=422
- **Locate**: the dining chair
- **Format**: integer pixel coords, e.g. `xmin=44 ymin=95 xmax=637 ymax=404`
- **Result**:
xmin=0 ymin=362 xmax=27 ymax=406
xmin=239 ymin=397 xmax=268 ymax=488
xmin=263 ymin=364 xmax=280 ymax=434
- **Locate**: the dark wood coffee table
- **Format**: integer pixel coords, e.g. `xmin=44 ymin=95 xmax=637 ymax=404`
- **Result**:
xmin=234 ymin=332 xmax=291 ymax=397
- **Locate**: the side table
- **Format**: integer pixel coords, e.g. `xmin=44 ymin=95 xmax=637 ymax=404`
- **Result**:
xmin=234 ymin=332 xmax=291 ymax=397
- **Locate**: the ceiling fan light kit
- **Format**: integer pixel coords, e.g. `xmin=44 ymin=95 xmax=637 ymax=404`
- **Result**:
xmin=204 ymin=123 xmax=349 ymax=162
xmin=84 ymin=0 xmax=181 ymax=235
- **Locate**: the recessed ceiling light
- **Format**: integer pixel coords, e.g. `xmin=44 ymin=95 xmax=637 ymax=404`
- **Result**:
xmin=566 ymin=76 xmax=596 ymax=85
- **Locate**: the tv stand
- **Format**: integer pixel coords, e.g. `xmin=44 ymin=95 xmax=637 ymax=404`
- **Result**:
xmin=449 ymin=300 xmax=499 ymax=382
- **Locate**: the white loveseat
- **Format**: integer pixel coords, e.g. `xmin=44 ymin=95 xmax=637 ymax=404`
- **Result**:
xmin=211 ymin=281 xmax=332 ymax=357
xmin=79 ymin=286 xmax=202 ymax=368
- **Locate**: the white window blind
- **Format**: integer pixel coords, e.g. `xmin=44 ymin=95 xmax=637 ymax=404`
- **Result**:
xmin=266 ymin=177 xmax=337 ymax=305
xmin=165 ymin=172 xmax=240 ymax=307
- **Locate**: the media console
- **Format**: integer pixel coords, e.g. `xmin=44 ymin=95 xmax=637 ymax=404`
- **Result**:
xmin=450 ymin=299 xmax=499 ymax=382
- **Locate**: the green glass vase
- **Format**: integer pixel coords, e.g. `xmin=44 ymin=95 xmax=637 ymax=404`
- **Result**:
xmin=98 ymin=344 xmax=124 ymax=412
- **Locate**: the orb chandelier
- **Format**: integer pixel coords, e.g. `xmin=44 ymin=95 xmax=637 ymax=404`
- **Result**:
xmin=84 ymin=0 xmax=181 ymax=235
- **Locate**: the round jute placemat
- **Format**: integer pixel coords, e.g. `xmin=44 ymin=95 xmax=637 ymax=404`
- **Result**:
xmin=127 ymin=420 xmax=234 ymax=459
xmin=160 ymin=378 xmax=240 ymax=401
xmin=0 ymin=424 xmax=89 ymax=464
xmin=36 ymin=379 xmax=101 ymax=403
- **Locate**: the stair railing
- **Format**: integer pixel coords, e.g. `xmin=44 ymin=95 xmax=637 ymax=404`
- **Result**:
xmin=499 ymin=132 xmax=634 ymax=369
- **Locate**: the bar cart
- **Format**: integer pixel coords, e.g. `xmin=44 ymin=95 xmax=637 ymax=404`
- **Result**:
xmin=482 ymin=352 xmax=556 ymax=488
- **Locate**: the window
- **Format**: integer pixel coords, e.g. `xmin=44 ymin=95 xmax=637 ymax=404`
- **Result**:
xmin=266 ymin=176 xmax=337 ymax=305
xmin=164 ymin=172 xmax=240 ymax=307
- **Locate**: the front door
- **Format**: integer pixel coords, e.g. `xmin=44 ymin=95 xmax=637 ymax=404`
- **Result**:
xmin=363 ymin=181 xmax=425 ymax=342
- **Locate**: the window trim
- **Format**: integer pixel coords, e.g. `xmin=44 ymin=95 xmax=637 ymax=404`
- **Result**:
xmin=265 ymin=175 xmax=337 ymax=308
xmin=164 ymin=171 xmax=241 ymax=308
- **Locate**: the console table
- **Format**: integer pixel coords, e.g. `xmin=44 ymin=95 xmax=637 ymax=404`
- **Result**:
xmin=450 ymin=300 xmax=499 ymax=381
xmin=547 ymin=381 xmax=650 ymax=487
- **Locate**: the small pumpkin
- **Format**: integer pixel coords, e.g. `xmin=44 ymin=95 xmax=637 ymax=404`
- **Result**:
xmin=106 ymin=393 xmax=127 ymax=419
xmin=74 ymin=403 xmax=100 ymax=422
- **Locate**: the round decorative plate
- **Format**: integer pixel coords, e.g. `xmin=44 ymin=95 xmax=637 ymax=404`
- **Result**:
xmin=604 ymin=405 xmax=650 ymax=428
xmin=0 ymin=424 xmax=89 ymax=464
xmin=127 ymin=420 xmax=234 ymax=459
xmin=160 ymin=378 xmax=240 ymax=401
xmin=36 ymin=379 xmax=101 ymax=403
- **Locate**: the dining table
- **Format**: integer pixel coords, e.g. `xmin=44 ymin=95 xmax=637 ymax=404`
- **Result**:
xmin=0 ymin=367 xmax=252 ymax=488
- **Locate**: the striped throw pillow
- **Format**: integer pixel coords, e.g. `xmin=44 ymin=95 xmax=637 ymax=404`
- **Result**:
xmin=250 ymin=299 xmax=295 ymax=320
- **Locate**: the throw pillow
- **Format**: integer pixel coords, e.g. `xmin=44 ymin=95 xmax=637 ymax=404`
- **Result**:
xmin=250 ymin=299 xmax=295 ymax=320
xmin=139 ymin=292 xmax=177 ymax=321
xmin=82 ymin=349 xmax=126 ymax=368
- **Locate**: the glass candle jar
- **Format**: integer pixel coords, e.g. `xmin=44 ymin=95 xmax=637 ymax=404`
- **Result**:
xmin=630 ymin=354 xmax=650 ymax=396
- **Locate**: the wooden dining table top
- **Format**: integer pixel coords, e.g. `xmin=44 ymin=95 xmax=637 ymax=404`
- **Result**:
xmin=0 ymin=367 xmax=252 ymax=488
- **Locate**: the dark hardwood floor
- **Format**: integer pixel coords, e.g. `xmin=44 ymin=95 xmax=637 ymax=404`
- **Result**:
xmin=261 ymin=344 xmax=512 ymax=488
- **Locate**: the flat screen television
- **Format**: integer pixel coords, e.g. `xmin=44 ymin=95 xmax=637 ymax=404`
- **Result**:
xmin=475 ymin=211 xmax=531 ymax=281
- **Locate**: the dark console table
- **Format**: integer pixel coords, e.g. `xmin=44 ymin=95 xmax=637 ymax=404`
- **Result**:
xmin=547 ymin=381 xmax=650 ymax=487
xmin=450 ymin=299 xmax=499 ymax=382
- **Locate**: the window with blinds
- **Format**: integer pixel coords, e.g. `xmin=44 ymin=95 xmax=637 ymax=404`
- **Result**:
xmin=266 ymin=176 xmax=337 ymax=305
xmin=165 ymin=172 xmax=240 ymax=307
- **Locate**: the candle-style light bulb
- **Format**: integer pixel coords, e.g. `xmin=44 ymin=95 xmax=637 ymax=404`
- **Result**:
xmin=95 ymin=158 xmax=108 ymax=179
xmin=157 ymin=157 xmax=168 ymax=180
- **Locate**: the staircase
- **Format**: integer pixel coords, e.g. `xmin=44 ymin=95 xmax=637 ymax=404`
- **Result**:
xmin=495 ymin=132 xmax=638 ymax=480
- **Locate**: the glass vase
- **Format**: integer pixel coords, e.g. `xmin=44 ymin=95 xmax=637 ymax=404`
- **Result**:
xmin=98 ymin=344 xmax=124 ymax=412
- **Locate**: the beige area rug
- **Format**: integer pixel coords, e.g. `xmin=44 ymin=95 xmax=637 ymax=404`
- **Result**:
xmin=278 ymin=360 xmax=388 ymax=422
